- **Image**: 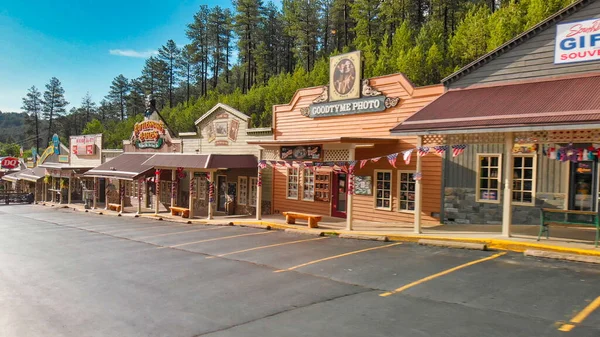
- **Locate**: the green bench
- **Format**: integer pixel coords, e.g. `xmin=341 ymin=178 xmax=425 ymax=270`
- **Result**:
xmin=538 ymin=208 xmax=599 ymax=247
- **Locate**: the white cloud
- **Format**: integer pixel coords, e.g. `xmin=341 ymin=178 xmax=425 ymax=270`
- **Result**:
xmin=109 ymin=49 xmax=158 ymax=58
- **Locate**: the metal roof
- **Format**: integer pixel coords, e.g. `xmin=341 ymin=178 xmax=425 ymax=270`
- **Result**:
xmin=84 ymin=153 xmax=155 ymax=180
xmin=141 ymin=154 xmax=258 ymax=170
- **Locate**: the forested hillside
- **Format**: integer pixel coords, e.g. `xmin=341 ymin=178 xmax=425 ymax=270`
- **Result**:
xmin=20 ymin=0 xmax=577 ymax=149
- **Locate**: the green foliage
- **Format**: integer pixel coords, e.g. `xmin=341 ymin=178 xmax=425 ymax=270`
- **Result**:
xmin=0 ymin=143 xmax=21 ymax=157
xmin=82 ymin=119 xmax=105 ymax=135
xmin=449 ymin=5 xmax=491 ymax=68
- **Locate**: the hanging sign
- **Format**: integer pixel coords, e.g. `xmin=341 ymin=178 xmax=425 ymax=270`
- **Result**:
xmin=280 ymin=145 xmax=322 ymax=160
xmin=71 ymin=135 xmax=96 ymax=155
xmin=52 ymin=134 xmax=60 ymax=155
xmin=1 ymin=157 xmax=19 ymax=169
xmin=132 ymin=120 xmax=167 ymax=149
xmin=555 ymin=18 xmax=600 ymax=64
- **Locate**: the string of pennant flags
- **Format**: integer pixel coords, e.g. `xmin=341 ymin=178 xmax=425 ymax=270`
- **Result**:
xmin=257 ymin=144 xmax=468 ymax=173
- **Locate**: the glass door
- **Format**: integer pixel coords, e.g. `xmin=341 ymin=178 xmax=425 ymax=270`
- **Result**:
xmin=217 ymin=175 xmax=227 ymax=212
xmin=331 ymin=172 xmax=347 ymax=218
xmin=569 ymin=161 xmax=597 ymax=211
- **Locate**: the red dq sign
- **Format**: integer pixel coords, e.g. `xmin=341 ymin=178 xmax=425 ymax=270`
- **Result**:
xmin=1 ymin=157 xmax=19 ymax=169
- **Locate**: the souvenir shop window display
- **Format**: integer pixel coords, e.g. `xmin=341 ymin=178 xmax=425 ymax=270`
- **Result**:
xmin=512 ymin=155 xmax=536 ymax=205
xmin=197 ymin=176 xmax=207 ymax=200
xmin=374 ymin=170 xmax=392 ymax=210
xmin=398 ymin=171 xmax=416 ymax=212
xmin=315 ymin=173 xmax=330 ymax=202
xmin=287 ymin=167 xmax=299 ymax=199
xmin=238 ymin=176 xmax=248 ymax=205
xmin=249 ymin=177 xmax=258 ymax=207
xmin=302 ymin=168 xmax=315 ymax=201
xmin=476 ymin=154 xmax=502 ymax=203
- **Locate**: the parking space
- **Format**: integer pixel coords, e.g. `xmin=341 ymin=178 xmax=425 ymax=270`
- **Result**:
xmin=2 ymin=205 xmax=600 ymax=337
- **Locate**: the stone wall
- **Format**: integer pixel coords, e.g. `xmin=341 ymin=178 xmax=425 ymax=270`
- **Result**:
xmin=444 ymin=187 xmax=565 ymax=225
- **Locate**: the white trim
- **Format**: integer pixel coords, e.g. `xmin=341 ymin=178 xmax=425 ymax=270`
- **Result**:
xmin=397 ymin=170 xmax=416 ymax=213
xmin=194 ymin=103 xmax=250 ymax=126
xmin=302 ymin=168 xmax=315 ymax=202
xmin=476 ymin=153 xmax=502 ymax=204
xmin=374 ymin=169 xmax=393 ymax=211
xmin=178 ymin=132 xmax=198 ymax=137
xmin=286 ymin=167 xmax=299 ymax=200
xmin=391 ymin=123 xmax=600 ymax=137
xmin=511 ymin=154 xmax=537 ymax=206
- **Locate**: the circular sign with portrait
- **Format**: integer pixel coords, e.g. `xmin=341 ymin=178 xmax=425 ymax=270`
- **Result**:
xmin=332 ymin=58 xmax=357 ymax=95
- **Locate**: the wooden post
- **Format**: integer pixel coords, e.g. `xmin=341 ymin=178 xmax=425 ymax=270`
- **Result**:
xmin=155 ymin=169 xmax=161 ymax=215
xmin=119 ymin=181 xmax=125 ymax=214
xmin=44 ymin=179 xmax=47 ymax=202
xmin=137 ymin=178 xmax=143 ymax=215
xmin=104 ymin=178 xmax=109 ymax=210
xmin=256 ymin=167 xmax=262 ymax=220
xmin=51 ymin=176 xmax=55 ymax=203
xmin=188 ymin=170 xmax=195 ymax=219
xmin=208 ymin=172 xmax=214 ymax=220
xmin=92 ymin=177 xmax=98 ymax=209
xmin=502 ymin=132 xmax=514 ymax=238
xmin=171 ymin=169 xmax=176 ymax=207
xmin=414 ymin=136 xmax=424 ymax=234
xmin=67 ymin=176 xmax=72 ymax=205
xmin=346 ymin=147 xmax=355 ymax=231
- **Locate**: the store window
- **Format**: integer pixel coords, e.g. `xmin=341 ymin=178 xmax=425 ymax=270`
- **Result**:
xmin=302 ymin=168 xmax=315 ymax=201
xmin=287 ymin=168 xmax=299 ymax=199
xmin=476 ymin=154 xmax=502 ymax=203
xmin=398 ymin=171 xmax=416 ymax=212
xmin=238 ymin=176 xmax=248 ymax=205
xmin=374 ymin=170 xmax=392 ymax=210
xmin=197 ymin=176 xmax=207 ymax=201
xmin=160 ymin=181 xmax=172 ymax=204
xmin=512 ymin=155 xmax=536 ymax=205
xmin=249 ymin=177 xmax=258 ymax=207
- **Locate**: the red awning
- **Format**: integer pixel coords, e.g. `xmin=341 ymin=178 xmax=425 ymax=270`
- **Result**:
xmin=391 ymin=74 xmax=600 ymax=135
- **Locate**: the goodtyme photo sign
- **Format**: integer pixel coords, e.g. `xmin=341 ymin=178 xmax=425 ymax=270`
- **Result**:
xmin=555 ymin=18 xmax=600 ymax=64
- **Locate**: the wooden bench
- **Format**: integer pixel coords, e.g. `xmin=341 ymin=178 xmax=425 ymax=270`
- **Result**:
xmin=538 ymin=208 xmax=599 ymax=247
xmin=108 ymin=203 xmax=122 ymax=212
xmin=170 ymin=206 xmax=190 ymax=218
xmin=282 ymin=211 xmax=322 ymax=228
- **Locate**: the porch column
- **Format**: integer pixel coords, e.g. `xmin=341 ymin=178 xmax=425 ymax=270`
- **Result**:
xmin=137 ymin=178 xmax=143 ymax=215
xmin=188 ymin=170 xmax=195 ymax=218
xmin=171 ymin=169 xmax=176 ymax=207
xmin=104 ymin=179 xmax=109 ymax=210
xmin=256 ymin=166 xmax=262 ymax=220
xmin=155 ymin=169 xmax=161 ymax=215
xmin=43 ymin=179 xmax=47 ymax=202
xmin=92 ymin=177 xmax=98 ymax=209
xmin=502 ymin=132 xmax=514 ymax=237
xmin=208 ymin=172 xmax=214 ymax=220
xmin=51 ymin=176 xmax=55 ymax=203
xmin=346 ymin=147 xmax=356 ymax=231
xmin=414 ymin=136 xmax=424 ymax=234
xmin=119 ymin=181 xmax=125 ymax=215
xmin=67 ymin=176 xmax=72 ymax=205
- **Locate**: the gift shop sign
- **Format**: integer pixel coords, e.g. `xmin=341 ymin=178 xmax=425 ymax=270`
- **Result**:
xmin=555 ymin=19 xmax=600 ymax=64
xmin=309 ymin=96 xmax=387 ymax=118
xmin=132 ymin=120 xmax=166 ymax=149
xmin=1 ymin=157 xmax=19 ymax=169
xmin=71 ymin=135 xmax=96 ymax=155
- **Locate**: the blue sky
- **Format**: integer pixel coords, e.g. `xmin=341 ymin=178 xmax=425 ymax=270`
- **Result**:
xmin=0 ymin=0 xmax=239 ymax=113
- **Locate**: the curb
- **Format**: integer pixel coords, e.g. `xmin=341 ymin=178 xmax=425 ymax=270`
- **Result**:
xmin=524 ymin=249 xmax=600 ymax=264
xmin=240 ymin=223 xmax=272 ymax=230
xmin=418 ymin=239 xmax=487 ymax=251
xmin=284 ymin=228 xmax=324 ymax=236
xmin=339 ymin=234 xmax=388 ymax=242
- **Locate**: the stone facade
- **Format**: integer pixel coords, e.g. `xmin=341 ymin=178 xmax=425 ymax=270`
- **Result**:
xmin=444 ymin=187 xmax=565 ymax=225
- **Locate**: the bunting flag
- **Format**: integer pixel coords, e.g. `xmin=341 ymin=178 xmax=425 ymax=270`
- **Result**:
xmin=417 ymin=146 xmax=430 ymax=157
xmin=284 ymin=161 xmax=292 ymax=168
xmin=371 ymin=157 xmax=381 ymax=163
xmin=359 ymin=159 xmax=368 ymax=169
xmin=434 ymin=145 xmax=448 ymax=154
xmin=403 ymin=149 xmax=414 ymax=165
xmin=258 ymin=160 xmax=267 ymax=169
xmin=452 ymin=144 xmax=467 ymax=157
xmin=348 ymin=160 xmax=357 ymax=174
xmin=268 ymin=160 xmax=277 ymax=167
xmin=387 ymin=153 xmax=399 ymax=168
xmin=413 ymin=172 xmax=422 ymax=181
xmin=257 ymin=170 xmax=262 ymax=187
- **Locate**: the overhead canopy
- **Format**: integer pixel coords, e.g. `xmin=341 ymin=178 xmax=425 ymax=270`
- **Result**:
xmin=142 ymin=154 xmax=258 ymax=170
xmin=391 ymin=74 xmax=600 ymax=135
xmin=2 ymin=172 xmax=19 ymax=182
xmin=247 ymin=137 xmax=399 ymax=146
xmin=18 ymin=167 xmax=45 ymax=182
xmin=83 ymin=153 xmax=155 ymax=180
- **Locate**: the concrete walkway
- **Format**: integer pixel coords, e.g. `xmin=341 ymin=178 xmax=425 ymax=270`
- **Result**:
xmin=45 ymin=202 xmax=600 ymax=257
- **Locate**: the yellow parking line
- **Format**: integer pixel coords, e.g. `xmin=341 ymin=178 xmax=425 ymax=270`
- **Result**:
xmin=380 ymin=252 xmax=506 ymax=297
xmin=558 ymin=296 xmax=600 ymax=332
xmin=137 ymin=226 xmax=226 ymax=239
xmin=159 ymin=231 xmax=274 ymax=249
xmin=274 ymin=242 xmax=403 ymax=273
xmin=207 ymin=237 xmax=328 ymax=259
xmin=105 ymin=224 xmax=190 ymax=234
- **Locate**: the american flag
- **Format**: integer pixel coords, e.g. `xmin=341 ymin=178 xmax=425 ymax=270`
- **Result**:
xmin=258 ymin=160 xmax=267 ymax=169
xmin=387 ymin=153 xmax=399 ymax=168
xmin=434 ymin=145 xmax=448 ymax=154
xmin=284 ymin=161 xmax=292 ymax=168
xmin=269 ymin=160 xmax=277 ymax=166
xmin=347 ymin=160 xmax=357 ymax=174
xmin=359 ymin=159 xmax=369 ymax=169
xmin=371 ymin=157 xmax=381 ymax=163
xmin=452 ymin=144 xmax=467 ymax=157
xmin=417 ymin=146 xmax=430 ymax=157
xmin=403 ymin=149 xmax=414 ymax=165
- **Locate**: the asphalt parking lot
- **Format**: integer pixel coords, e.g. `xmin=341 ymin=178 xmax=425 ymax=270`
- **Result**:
xmin=1 ymin=205 xmax=599 ymax=337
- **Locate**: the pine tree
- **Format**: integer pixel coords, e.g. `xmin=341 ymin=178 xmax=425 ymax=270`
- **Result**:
xmin=21 ymin=86 xmax=43 ymax=151
xmin=350 ymin=0 xmax=382 ymax=47
xmin=80 ymin=92 xmax=96 ymax=126
xmin=177 ymin=44 xmax=195 ymax=103
xmin=234 ymin=0 xmax=264 ymax=93
xmin=42 ymin=77 xmax=69 ymax=144
xmin=107 ymin=74 xmax=130 ymax=121
xmin=187 ymin=5 xmax=210 ymax=96
xmin=449 ymin=5 xmax=491 ymax=68
xmin=158 ymin=40 xmax=180 ymax=108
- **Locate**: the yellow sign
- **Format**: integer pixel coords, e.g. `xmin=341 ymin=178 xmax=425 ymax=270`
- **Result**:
xmin=513 ymin=143 xmax=537 ymax=154
xmin=329 ymin=51 xmax=361 ymax=102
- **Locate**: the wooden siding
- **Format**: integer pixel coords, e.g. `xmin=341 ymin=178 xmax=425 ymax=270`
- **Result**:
xmin=273 ymin=74 xmax=444 ymax=140
xmin=447 ymin=144 xmax=567 ymax=193
xmin=271 ymin=166 xmax=332 ymax=216
xmin=450 ymin=1 xmax=600 ymax=89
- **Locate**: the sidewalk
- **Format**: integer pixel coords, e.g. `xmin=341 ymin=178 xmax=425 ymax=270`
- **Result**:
xmin=48 ymin=202 xmax=600 ymax=258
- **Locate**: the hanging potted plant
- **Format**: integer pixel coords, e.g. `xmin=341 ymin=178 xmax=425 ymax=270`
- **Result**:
xmin=44 ymin=175 xmax=51 ymax=184
xmin=60 ymin=179 xmax=68 ymax=190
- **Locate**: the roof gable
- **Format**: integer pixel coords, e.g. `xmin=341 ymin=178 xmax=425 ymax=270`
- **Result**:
xmin=194 ymin=103 xmax=250 ymax=126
